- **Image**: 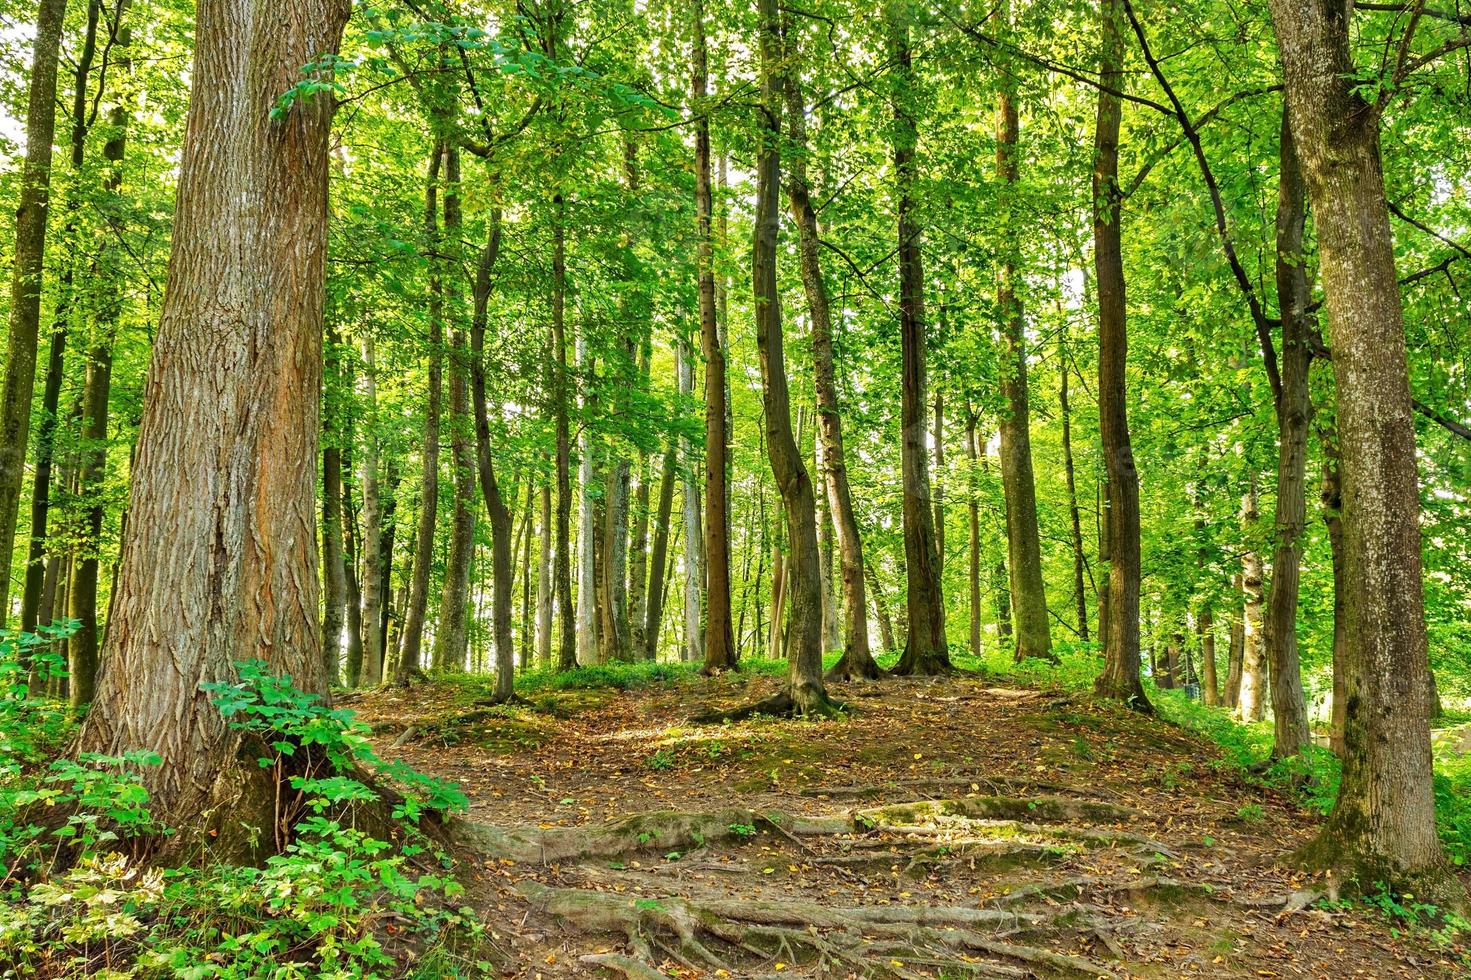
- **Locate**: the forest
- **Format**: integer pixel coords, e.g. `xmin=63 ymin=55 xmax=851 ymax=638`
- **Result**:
xmin=0 ymin=0 xmax=1469 ymax=975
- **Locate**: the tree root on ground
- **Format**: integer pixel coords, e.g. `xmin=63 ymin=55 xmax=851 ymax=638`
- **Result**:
xmin=801 ymin=775 xmax=1110 ymax=800
xmin=854 ymin=794 xmax=1142 ymax=828
xmin=521 ymin=880 xmax=1121 ymax=978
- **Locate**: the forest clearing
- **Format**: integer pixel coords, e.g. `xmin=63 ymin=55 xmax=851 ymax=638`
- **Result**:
xmin=0 ymin=0 xmax=1469 ymax=976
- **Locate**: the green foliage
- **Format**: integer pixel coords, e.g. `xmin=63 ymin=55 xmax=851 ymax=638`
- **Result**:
xmin=0 ymin=654 xmax=481 ymax=978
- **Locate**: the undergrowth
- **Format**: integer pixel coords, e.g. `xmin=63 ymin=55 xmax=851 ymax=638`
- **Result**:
xmin=1 ymin=632 xmax=485 ymax=978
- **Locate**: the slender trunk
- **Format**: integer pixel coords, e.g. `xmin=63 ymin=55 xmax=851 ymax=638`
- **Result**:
xmin=322 ymin=322 xmax=349 ymax=684
xmin=933 ymin=392 xmax=945 ymax=580
xmin=68 ymin=7 xmax=131 ymax=703
xmin=552 ymin=197 xmax=576 ymax=671
xmin=342 ymin=461 xmax=365 ymax=687
xmin=1320 ymin=422 xmax=1347 ymax=756
xmin=434 ymin=147 xmax=476 ymax=674
xmin=359 ymin=336 xmax=385 ymax=687
xmin=0 ymin=0 xmax=71 ymax=623
xmin=518 ymin=475 xmax=534 ymax=670
xmin=985 ymin=449 xmax=1013 ymax=642
xmin=628 ymin=450 xmax=651 ymax=660
xmin=866 ymin=561 xmax=896 ymax=654
xmin=644 ymin=442 xmax=677 ymax=660
xmin=678 ymin=341 xmax=704 ymax=664
xmin=401 ymin=146 xmax=444 ymax=675
xmin=1090 ymin=0 xmax=1149 ymax=711
xmin=966 ymin=409 xmax=982 ymax=657
xmin=753 ymin=0 xmax=831 ymax=713
xmin=576 ymin=331 xmax=600 ymax=666
xmin=1238 ymin=480 xmax=1267 ymax=722
xmin=693 ymin=0 xmax=735 ymax=673
xmin=468 ymin=210 xmax=515 ymax=702
xmin=1262 ymin=111 xmax=1312 ymax=757
xmin=1224 ymin=575 xmax=1244 ymax=708
xmin=887 ymin=1 xmax=949 ymax=675
xmin=1199 ymin=609 xmax=1218 ymax=705
xmin=537 ymin=483 xmax=553 ymax=666
xmin=1060 ymin=334 xmax=1089 ymax=642
xmin=768 ymin=513 xmax=786 ymax=661
xmin=75 ymin=0 xmax=350 ymax=844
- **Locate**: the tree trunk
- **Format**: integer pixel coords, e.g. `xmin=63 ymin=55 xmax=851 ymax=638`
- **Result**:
xmin=74 ymin=0 xmax=349 ymax=844
xmin=359 ymin=336 xmax=386 ymax=688
xmin=628 ymin=452 xmax=651 ymax=661
xmin=966 ymin=408 xmax=982 ymax=657
xmin=401 ymin=146 xmax=444 ymax=676
xmin=995 ymin=65 xmax=1052 ymax=663
xmin=644 ymin=442 xmax=677 ymax=660
xmin=1199 ymin=609 xmax=1218 ymax=706
xmin=1224 ymin=576 xmax=1244 ymax=709
xmin=783 ymin=55 xmax=878 ymax=680
xmin=552 ymin=196 xmax=576 ymax=672
xmin=1269 ymin=0 xmax=1456 ymax=899
xmin=886 ymin=1 xmax=949 ymax=676
xmin=866 ymin=561 xmax=896 ymax=654
xmin=468 ymin=211 xmax=515 ymax=703
xmin=692 ymin=0 xmax=735 ymax=674
xmin=537 ymin=483 xmax=553 ymax=667
xmin=751 ymin=0 xmax=834 ymax=715
xmin=1060 ymin=334 xmax=1089 ymax=643
xmin=1320 ymin=421 xmax=1347 ymax=756
xmin=322 ymin=318 xmax=349 ymax=684
xmin=434 ymin=148 xmax=476 ymax=675
xmin=517 ymin=476 xmax=534 ymax=671
xmin=677 ymin=341 xmax=704 ymax=664
xmin=1262 ymin=111 xmax=1312 ymax=757
xmin=1238 ymin=481 xmax=1267 ymax=722
xmin=576 ymin=331 xmax=600 ymax=666
xmin=0 ymin=0 xmax=70 ymax=624
xmin=342 ymin=462 xmax=365 ymax=687
xmin=1090 ymin=0 xmax=1149 ymax=711
xmin=933 ymin=392 xmax=945 ymax=580
xmin=67 ymin=8 xmax=131 ymax=704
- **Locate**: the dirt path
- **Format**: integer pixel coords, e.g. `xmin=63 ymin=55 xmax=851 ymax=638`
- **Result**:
xmin=351 ymin=670 xmax=1465 ymax=978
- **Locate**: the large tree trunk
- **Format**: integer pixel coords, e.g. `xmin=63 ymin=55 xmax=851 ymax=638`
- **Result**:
xmin=750 ymin=0 xmax=834 ymax=715
xmin=434 ymin=148 xmax=476 ymax=674
xmin=0 ymin=0 xmax=70 ymax=624
xmin=995 ymin=63 xmax=1052 ymax=663
xmin=552 ymin=196 xmax=576 ymax=671
xmin=644 ymin=442 xmax=676 ymax=660
xmin=886 ymin=1 xmax=950 ymax=676
xmin=74 ymin=0 xmax=350 ymax=843
xmin=1090 ymin=0 xmax=1149 ymax=711
xmin=1237 ymin=481 xmax=1267 ymax=722
xmin=1267 ymin=0 xmax=1456 ymax=899
xmin=784 ymin=46 xmax=879 ymax=681
xmin=67 ymin=10 xmax=132 ymax=705
xmin=692 ymin=0 xmax=736 ymax=674
xmin=468 ymin=211 xmax=515 ymax=703
xmin=1262 ymin=112 xmax=1312 ymax=757
xmin=401 ymin=146 xmax=444 ymax=676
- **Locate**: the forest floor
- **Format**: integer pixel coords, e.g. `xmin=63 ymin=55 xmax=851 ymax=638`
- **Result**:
xmin=348 ymin=667 xmax=1469 ymax=979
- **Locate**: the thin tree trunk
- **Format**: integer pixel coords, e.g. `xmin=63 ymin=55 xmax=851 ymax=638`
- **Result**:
xmin=1238 ymin=479 xmax=1267 ymax=722
xmin=518 ymin=474 xmax=534 ymax=670
xmin=576 ymin=330 xmax=600 ymax=666
xmin=628 ymin=450 xmax=652 ymax=660
xmin=1224 ymin=574 xmax=1244 ymax=709
xmin=966 ymin=408 xmax=982 ymax=657
xmin=1199 ymin=609 xmax=1218 ymax=706
xmin=644 ymin=442 xmax=676 ymax=660
xmin=678 ymin=341 xmax=704 ymax=664
xmin=537 ymin=483 xmax=553 ymax=667
xmin=1320 ymin=422 xmax=1347 ymax=756
xmin=401 ymin=145 xmax=444 ymax=676
xmin=934 ymin=392 xmax=945 ymax=580
xmin=866 ymin=561 xmax=896 ymax=654
xmin=75 ymin=0 xmax=350 ymax=845
xmin=1060 ymin=333 xmax=1089 ymax=643
xmin=0 ymin=0 xmax=71 ymax=624
xmin=887 ymin=0 xmax=949 ymax=676
xmin=1261 ymin=111 xmax=1312 ymax=757
xmin=1090 ymin=0 xmax=1149 ymax=711
xmin=552 ymin=196 xmax=576 ymax=671
xmin=434 ymin=147 xmax=476 ymax=675
xmin=322 ymin=320 xmax=349 ymax=684
xmin=359 ymin=335 xmax=386 ymax=688
xmin=342 ymin=460 xmax=365 ymax=687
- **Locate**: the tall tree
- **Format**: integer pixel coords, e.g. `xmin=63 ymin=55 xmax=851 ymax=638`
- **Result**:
xmin=74 ymin=0 xmax=351 ymax=838
xmin=1091 ymin=0 xmax=1149 ymax=711
xmin=1266 ymin=0 xmax=1462 ymax=900
xmin=0 ymin=0 xmax=71 ymax=624
xmin=887 ymin=0 xmax=950 ymax=676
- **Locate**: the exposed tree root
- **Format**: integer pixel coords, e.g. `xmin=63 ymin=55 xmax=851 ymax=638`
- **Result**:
xmin=802 ymin=775 xmax=1109 ymax=800
xmin=855 ymin=794 xmax=1142 ymax=828
xmin=824 ymin=648 xmax=886 ymax=682
xmin=520 ymin=880 xmax=1120 ymax=978
xmin=692 ymin=686 xmax=847 ymax=724
xmin=579 ymin=952 xmax=669 ymax=979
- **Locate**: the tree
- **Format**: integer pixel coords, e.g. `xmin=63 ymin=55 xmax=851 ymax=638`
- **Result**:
xmin=886 ymin=0 xmax=950 ymax=677
xmin=1266 ymin=0 xmax=1464 ymax=902
xmin=1091 ymin=0 xmax=1149 ymax=712
xmin=74 ymin=0 xmax=351 ymax=840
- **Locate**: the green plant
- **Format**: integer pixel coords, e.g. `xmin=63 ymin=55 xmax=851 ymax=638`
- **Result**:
xmin=646 ymin=748 xmax=676 ymax=771
xmin=728 ymin=822 xmax=757 ymax=838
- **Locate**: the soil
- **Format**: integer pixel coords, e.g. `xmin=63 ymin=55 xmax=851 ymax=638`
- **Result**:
xmin=348 ymin=668 xmax=1470 ymax=978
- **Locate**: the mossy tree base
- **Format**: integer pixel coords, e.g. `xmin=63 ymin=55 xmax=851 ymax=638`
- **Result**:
xmin=888 ymin=638 xmax=957 ymax=677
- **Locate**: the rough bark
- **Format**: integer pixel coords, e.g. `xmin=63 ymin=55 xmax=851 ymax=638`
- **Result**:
xmin=0 ymin=0 xmax=70 ymax=624
xmin=750 ymin=0 xmax=836 ymax=716
xmin=1090 ymin=0 xmax=1149 ymax=711
xmin=886 ymin=1 xmax=950 ymax=676
xmin=1320 ymin=423 xmax=1347 ymax=756
xmin=995 ymin=65 xmax=1053 ymax=663
xmin=693 ymin=0 xmax=736 ymax=673
xmin=1262 ymin=112 xmax=1311 ymax=756
xmin=74 ymin=0 xmax=350 ymax=842
xmin=783 ymin=47 xmax=879 ymax=680
xmin=401 ymin=146 xmax=444 ymax=676
xmin=1268 ymin=0 xmax=1456 ymax=897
